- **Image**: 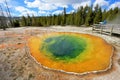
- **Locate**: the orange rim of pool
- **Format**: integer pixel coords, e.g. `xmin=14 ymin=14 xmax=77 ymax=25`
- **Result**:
xmin=28 ymin=32 xmax=113 ymax=74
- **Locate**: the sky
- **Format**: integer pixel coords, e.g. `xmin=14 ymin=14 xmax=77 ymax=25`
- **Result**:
xmin=0 ymin=0 xmax=120 ymax=17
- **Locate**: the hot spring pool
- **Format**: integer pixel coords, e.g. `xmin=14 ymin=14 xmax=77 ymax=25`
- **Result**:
xmin=28 ymin=32 xmax=113 ymax=74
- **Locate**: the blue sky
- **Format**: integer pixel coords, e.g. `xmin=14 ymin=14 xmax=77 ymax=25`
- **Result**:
xmin=0 ymin=0 xmax=120 ymax=17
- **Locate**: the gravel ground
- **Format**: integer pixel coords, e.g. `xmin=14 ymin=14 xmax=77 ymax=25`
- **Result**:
xmin=0 ymin=26 xmax=120 ymax=80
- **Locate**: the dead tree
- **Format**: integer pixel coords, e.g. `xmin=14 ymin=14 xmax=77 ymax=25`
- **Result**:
xmin=0 ymin=5 xmax=7 ymax=30
xmin=4 ymin=0 xmax=13 ymax=27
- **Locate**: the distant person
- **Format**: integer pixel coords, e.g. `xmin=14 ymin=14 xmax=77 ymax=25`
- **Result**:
xmin=99 ymin=20 xmax=107 ymax=25
xmin=103 ymin=20 xmax=107 ymax=25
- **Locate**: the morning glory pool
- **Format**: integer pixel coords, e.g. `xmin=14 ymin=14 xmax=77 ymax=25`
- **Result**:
xmin=28 ymin=32 xmax=113 ymax=74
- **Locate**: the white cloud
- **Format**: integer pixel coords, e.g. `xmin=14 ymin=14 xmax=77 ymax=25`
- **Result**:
xmin=109 ymin=2 xmax=120 ymax=9
xmin=0 ymin=0 xmax=14 ymax=17
xmin=39 ymin=4 xmax=56 ymax=10
xmin=45 ymin=0 xmax=88 ymax=4
xmin=44 ymin=0 xmax=82 ymax=8
xmin=55 ymin=3 xmax=68 ymax=8
xmin=3 ymin=0 xmax=120 ymax=16
xmin=72 ymin=1 xmax=91 ymax=9
xmin=0 ymin=0 xmax=5 ymax=3
xmin=0 ymin=0 xmax=10 ymax=3
xmin=23 ymin=0 xmax=91 ymax=15
xmin=52 ymin=10 xmax=63 ymax=15
xmin=93 ymin=0 xmax=109 ymax=8
xmin=24 ymin=0 xmax=57 ymax=10
xmin=38 ymin=10 xmax=50 ymax=16
xmin=15 ymin=6 xmax=28 ymax=12
xmin=0 ymin=0 xmax=12 ymax=8
xmin=24 ymin=0 xmax=90 ymax=11
xmin=38 ymin=10 xmax=46 ymax=14
xmin=24 ymin=0 xmax=40 ymax=8
xmin=44 ymin=0 xmax=89 ymax=9
xmin=15 ymin=6 xmax=37 ymax=16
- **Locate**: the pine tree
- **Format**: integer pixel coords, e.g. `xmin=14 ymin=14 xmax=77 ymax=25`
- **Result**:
xmin=85 ymin=7 xmax=93 ymax=26
xmin=27 ymin=14 xmax=32 ymax=26
xmin=102 ymin=9 xmax=107 ymax=20
xmin=49 ymin=15 xmax=52 ymax=26
xmin=114 ymin=7 xmax=119 ymax=14
xmin=82 ymin=5 xmax=89 ymax=25
xmin=31 ymin=14 xmax=36 ymax=26
xmin=18 ymin=5 xmax=120 ymax=27
xmin=66 ymin=13 xmax=69 ymax=25
xmin=93 ymin=4 xmax=99 ymax=23
xmin=94 ymin=7 xmax=102 ymax=24
xmin=52 ymin=15 xmax=56 ymax=25
xmin=75 ymin=7 xmax=83 ymax=26
xmin=107 ymin=7 xmax=119 ymax=23
xmin=46 ymin=16 xmax=49 ymax=26
xmin=13 ymin=19 xmax=20 ymax=27
xmin=57 ymin=14 xmax=62 ymax=25
xmin=36 ymin=17 xmax=42 ymax=26
xmin=94 ymin=4 xmax=99 ymax=14
xmin=63 ymin=7 xmax=66 ymax=26
xmin=21 ymin=16 xmax=27 ymax=26
xmin=107 ymin=8 xmax=114 ymax=21
xmin=72 ymin=12 xmax=75 ymax=25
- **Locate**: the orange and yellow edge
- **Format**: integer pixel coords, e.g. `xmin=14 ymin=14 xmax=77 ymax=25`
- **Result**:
xmin=27 ymin=32 xmax=113 ymax=74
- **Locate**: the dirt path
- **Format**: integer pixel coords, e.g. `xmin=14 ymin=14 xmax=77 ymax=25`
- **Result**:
xmin=0 ymin=26 xmax=120 ymax=80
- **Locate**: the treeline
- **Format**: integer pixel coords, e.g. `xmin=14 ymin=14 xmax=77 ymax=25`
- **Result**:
xmin=13 ymin=5 xmax=120 ymax=27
